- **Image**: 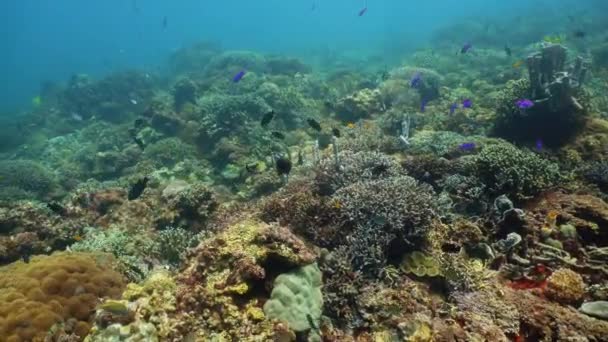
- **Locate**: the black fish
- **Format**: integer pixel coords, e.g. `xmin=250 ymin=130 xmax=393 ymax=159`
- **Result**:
xmin=331 ymin=127 xmax=341 ymax=138
xmin=297 ymin=150 xmax=304 ymax=166
xmin=275 ymin=156 xmax=292 ymax=176
xmin=133 ymin=117 xmax=147 ymax=129
xmin=162 ymin=16 xmax=168 ymax=29
xmin=307 ymin=118 xmax=322 ymax=132
xmin=504 ymin=45 xmax=512 ymax=57
xmin=573 ymin=30 xmax=586 ymax=38
xmin=323 ymin=101 xmax=334 ymax=109
xmin=20 ymin=245 xmax=32 ymax=263
xmin=128 ymin=177 xmax=149 ymax=200
xmin=129 ymin=128 xmax=145 ymax=150
xmin=47 ymin=201 xmax=67 ymax=216
xmin=245 ymin=162 xmax=260 ymax=174
xmin=261 ymin=110 xmax=275 ymax=127
xmin=271 ymin=131 xmax=285 ymax=140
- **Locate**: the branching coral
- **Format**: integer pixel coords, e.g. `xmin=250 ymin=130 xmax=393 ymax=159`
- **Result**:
xmin=472 ymin=141 xmax=562 ymax=199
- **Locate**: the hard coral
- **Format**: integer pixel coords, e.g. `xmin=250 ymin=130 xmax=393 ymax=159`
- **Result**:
xmin=545 ymin=268 xmax=586 ymax=305
xmin=335 ymin=88 xmax=385 ymax=122
xmin=0 ymin=159 xmax=58 ymax=200
xmin=0 ymin=252 xmax=125 ymax=341
xmin=473 ymin=141 xmax=562 ymax=200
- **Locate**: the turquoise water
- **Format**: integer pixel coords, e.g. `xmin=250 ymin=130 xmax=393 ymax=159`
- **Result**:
xmin=2 ymin=0 xmax=602 ymax=111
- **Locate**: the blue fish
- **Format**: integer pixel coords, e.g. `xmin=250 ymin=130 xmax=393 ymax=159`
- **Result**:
xmin=410 ymin=72 xmax=422 ymax=88
xmin=535 ymin=138 xmax=543 ymax=151
xmin=449 ymin=103 xmax=458 ymax=115
xmin=459 ymin=142 xmax=476 ymax=151
xmin=232 ymin=70 xmax=246 ymax=83
xmin=461 ymin=42 xmax=473 ymax=54
xmin=462 ymin=99 xmax=473 ymax=109
xmin=420 ymin=98 xmax=428 ymax=112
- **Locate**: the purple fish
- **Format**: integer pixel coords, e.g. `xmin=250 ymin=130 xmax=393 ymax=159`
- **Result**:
xmin=462 ymin=99 xmax=473 ymax=109
xmin=461 ymin=42 xmax=473 ymax=54
xmin=410 ymin=72 xmax=422 ymax=88
xmin=535 ymin=138 xmax=543 ymax=151
xmin=358 ymin=7 xmax=367 ymax=16
xmin=516 ymin=99 xmax=534 ymax=109
xmin=420 ymin=98 xmax=428 ymax=112
xmin=449 ymin=103 xmax=458 ymax=115
xmin=459 ymin=142 xmax=476 ymax=151
xmin=232 ymin=70 xmax=246 ymax=83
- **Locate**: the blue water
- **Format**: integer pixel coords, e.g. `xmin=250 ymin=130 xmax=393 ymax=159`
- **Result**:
xmin=0 ymin=0 xmax=601 ymax=112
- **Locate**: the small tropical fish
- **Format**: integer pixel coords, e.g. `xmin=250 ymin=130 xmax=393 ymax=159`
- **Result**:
xmin=331 ymin=128 xmax=341 ymax=138
xmin=512 ymin=60 xmax=524 ymax=68
xmin=232 ymin=70 xmax=246 ymax=83
xmin=504 ymin=45 xmax=512 ymax=57
xmin=358 ymin=7 xmax=368 ymax=16
xmin=271 ymin=131 xmax=285 ymax=140
xmin=460 ymin=42 xmax=473 ymax=54
xmin=162 ymin=16 xmax=168 ymax=29
xmin=260 ymin=110 xmax=275 ymax=127
xmin=420 ymin=98 xmax=428 ymax=113
xmin=31 ymin=96 xmax=42 ymax=107
xmin=275 ymin=156 xmax=292 ymax=176
xmin=516 ymin=99 xmax=534 ymax=109
xmin=462 ymin=99 xmax=473 ymax=109
xmin=459 ymin=142 xmax=476 ymax=151
xmin=573 ymin=30 xmax=586 ymax=38
xmin=71 ymin=112 xmax=83 ymax=121
xmin=307 ymin=118 xmax=322 ymax=131
xmin=535 ymin=138 xmax=543 ymax=151
xmin=410 ymin=72 xmax=422 ymax=88
xmin=449 ymin=103 xmax=458 ymax=115
xmin=98 ymin=300 xmax=129 ymax=315
xmin=346 ymin=122 xmax=356 ymax=129
xmin=128 ymin=176 xmax=149 ymax=200
xmin=47 ymin=201 xmax=67 ymax=216
xmin=541 ymin=210 xmax=559 ymax=233
xmin=73 ymin=235 xmax=83 ymax=242
xmin=130 ymin=99 xmax=138 ymax=105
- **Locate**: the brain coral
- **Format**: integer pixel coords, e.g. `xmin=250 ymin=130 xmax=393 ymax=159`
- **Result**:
xmin=0 ymin=252 xmax=125 ymax=341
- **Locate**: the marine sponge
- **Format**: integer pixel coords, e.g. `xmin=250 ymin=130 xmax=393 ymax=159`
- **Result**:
xmin=263 ymin=263 xmax=323 ymax=332
xmin=545 ymin=268 xmax=586 ymax=305
xmin=0 ymin=252 xmax=125 ymax=341
xmin=473 ymin=141 xmax=561 ymax=199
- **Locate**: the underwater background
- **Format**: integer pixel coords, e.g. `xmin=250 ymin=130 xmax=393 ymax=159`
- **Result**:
xmin=1 ymin=0 xmax=608 ymax=341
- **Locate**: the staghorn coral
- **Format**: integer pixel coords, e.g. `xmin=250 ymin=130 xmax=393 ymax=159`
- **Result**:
xmin=0 ymin=252 xmax=125 ymax=341
xmin=473 ymin=141 xmax=562 ymax=200
xmin=545 ymin=268 xmax=586 ymax=305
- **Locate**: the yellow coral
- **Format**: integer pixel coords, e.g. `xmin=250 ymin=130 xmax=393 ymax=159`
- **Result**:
xmin=401 ymin=251 xmax=442 ymax=277
xmin=0 ymin=252 xmax=125 ymax=341
xmin=546 ymin=268 xmax=586 ymax=305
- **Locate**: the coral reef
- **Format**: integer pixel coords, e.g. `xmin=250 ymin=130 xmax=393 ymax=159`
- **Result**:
xmin=0 ymin=252 xmax=125 ymax=341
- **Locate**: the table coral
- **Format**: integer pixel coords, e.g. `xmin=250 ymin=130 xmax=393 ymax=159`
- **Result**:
xmin=0 ymin=252 xmax=125 ymax=341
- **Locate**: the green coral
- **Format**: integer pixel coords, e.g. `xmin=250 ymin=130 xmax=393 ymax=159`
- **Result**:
xmin=0 ymin=159 xmax=58 ymax=200
xmin=473 ymin=141 xmax=562 ymax=200
xmin=400 ymin=251 xmax=442 ymax=277
xmin=263 ymin=263 xmax=323 ymax=333
xmin=143 ymin=138 xmax=197 ymax=167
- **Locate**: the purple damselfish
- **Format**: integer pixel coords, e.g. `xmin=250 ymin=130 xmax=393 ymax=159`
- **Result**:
xmin=449 ymin=103 xmax=458 ymax=115
xmin=462 ymin=99 xmax=473 ymax=108
xmin=516 ymin=99 xmax=534 ymax=109
xmin=410 ymin=72 xmax=422 ymax=88
xmin=232 ymin=70 xmax=246 ymax=83
xmin=535 ymin=138 xmax=543 ymax=151
xmin=459 ymin=142 xmax=476 ymax=151
xmin=461 ymin=42 xmax=473 ymax=54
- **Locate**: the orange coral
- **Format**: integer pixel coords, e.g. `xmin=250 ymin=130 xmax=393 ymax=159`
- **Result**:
xmin=0 ymin=252 xmax=125 ymax=341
